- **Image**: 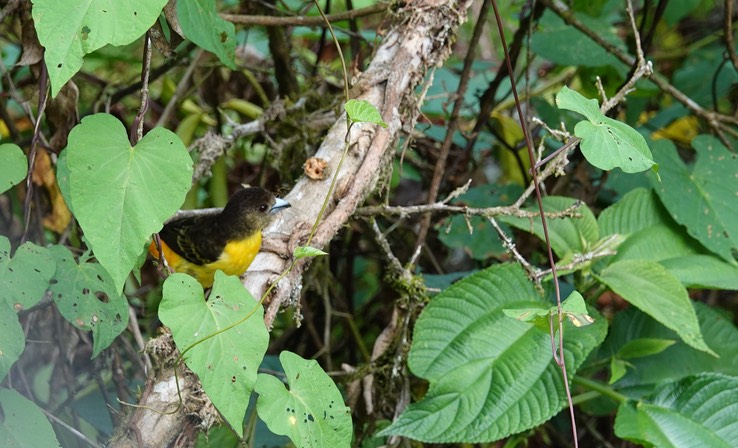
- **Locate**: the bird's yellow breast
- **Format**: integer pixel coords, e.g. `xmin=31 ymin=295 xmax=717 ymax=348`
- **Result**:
xmin=152 ymin=232 xmax=263 ymax=288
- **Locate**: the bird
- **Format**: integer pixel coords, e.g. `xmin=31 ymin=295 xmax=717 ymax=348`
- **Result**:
xmin=148 ymin=187 xmax=290 ymax=288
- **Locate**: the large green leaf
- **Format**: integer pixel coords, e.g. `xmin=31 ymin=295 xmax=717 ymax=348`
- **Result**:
xmin=612 ymin=224 xmax=704 ymax=263
xmin=380 ymin=263 xmax=606 ymax=443
xmin=31 ymin=0 xmax=168 ymax=96
xmin=0 ymin=388 xmax=61 ymax=447
xmin=255 ymin=351 xmax=353 ymax=448
xmin=598 ymin=187 xmax=671 ymax=236
xmin=597 ymin=188 xmax=737 ymax=288
xmin=159 ymin=272 xmax=269 ymax=437
xmin=0 ymin=143 xmax=27 ymax=194
xmin=598 ymin=304 xmax=738 ymax=391
xmin=177 ymin=0 xmax=237 ymax=69
xmin=649 ymin=136 xmax=738 ymax=263
xmin=596 ymin=260 xmax=713 ymax=355
xmin=62 ymin=113 xmax=192 ymax=292
xmin=615 ymin=373 xmax=738 ymax=447
xmin=556 ymin=87 xmax=657 ymax=174
xmin=498 ymin=196 xmax=598 ymax=259
xmin=48 ymin=246 xmax=129 ymax=358
xmin=0 ymin=236 xmax=55 ymax=312
xmin=660 ymin=255 xmax=738 ymax=290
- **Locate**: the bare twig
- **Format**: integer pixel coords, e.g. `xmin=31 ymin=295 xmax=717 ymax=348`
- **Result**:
xmin=221 ymin=2 xmax=387 ymax=27
xmin=42 ymin=408 xmax=101 ymax=448
xmin=724 ymin=0 xmax=738 ymax=74
xmin=355 ymin=199 xmax=580 ymax=220
xmin=131 ymin=31 xmax=153 ymax=145
xmin=487 ymin=216 xmax=539 ymax=279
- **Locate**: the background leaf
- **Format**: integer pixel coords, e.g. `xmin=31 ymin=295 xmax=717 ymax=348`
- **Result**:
xmin=64 ymin=113 xmax=192 ymax=291
xmin=0 ymin=143 xmax=27 ymax=194
xmin=0 ymin=304 xmax=24 ymax=383
xmin=177 ymin=0 xmax=237 ymax=69
xmin=598 ymin=304 xmax=738 ymax=392
xmin=649 ymin=137 xmax=738 ymax=263
xmin=31 ymin=0 xmax=168 ymax=96
xmin=615 ymin=373 xmax=738 ymax=447
xmin=255 ymin=351 xmax=353 ymax=448
xmin=159 ymin=272 xmax=269 ymax=437
xmin=597 ymin=188 xmax=671 ymax=236
xmin=0 ymin=388 xmax=61 ymax=447
xmin=596 ymin=260 xmax=714 ymax=355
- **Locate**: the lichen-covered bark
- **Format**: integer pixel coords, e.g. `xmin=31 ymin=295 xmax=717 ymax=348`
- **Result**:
xmin=245 ymin=0 xmax=474 ymax=326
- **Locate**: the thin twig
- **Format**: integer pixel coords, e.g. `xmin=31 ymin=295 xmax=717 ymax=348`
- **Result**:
xmin=132 ymin=31 xmax=153 ymax=145
xmin=22 ymin=63 xmax=49 ymax=243
xmin=42 ymin=408 xmax=101 ymax=448
xmin=487 ymin=216 xmax=539 ymax=279
xmin=221 ymin=2 xmax=387 ymax=27
xmin=724 ymin=0 xmax=738 ymax=74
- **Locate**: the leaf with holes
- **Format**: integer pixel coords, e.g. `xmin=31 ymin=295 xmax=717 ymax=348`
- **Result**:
xmin=31 ymin=0 xmax=168 ymax=96
xmin=63 ymin=113 xmax=192 ymax=292
xmin=0 ymin=236 xmax=55 ymax=312
xmin=381 ymin=263 xmax=606 ymax=443
xmin=48 ymin=245 xmax=129 ymax=358
xmin=255 ymin=351 xmax=353 ymax=448
xmin=159 ymin=272 xmax=269 ymax=437
xmin=556 ymin=87 xmax=657 ymax=174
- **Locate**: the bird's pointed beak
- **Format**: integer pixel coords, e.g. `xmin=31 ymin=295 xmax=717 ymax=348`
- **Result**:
xmin=271 ymin=197 xmax=291 ymax=213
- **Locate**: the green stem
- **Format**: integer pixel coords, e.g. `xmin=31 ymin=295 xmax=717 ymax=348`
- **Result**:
xmin=573 ymin=376 xmax=629 ymax=403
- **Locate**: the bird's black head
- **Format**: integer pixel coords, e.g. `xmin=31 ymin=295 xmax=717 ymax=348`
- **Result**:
xmin=221 ymin=187 xmax=290 ymax=235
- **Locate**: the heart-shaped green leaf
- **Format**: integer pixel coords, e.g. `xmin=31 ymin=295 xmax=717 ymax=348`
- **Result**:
xmin=63 ymin=113 xmax=192 ymax=292
xmin=159 ymin=272 xmax=269 ymax=437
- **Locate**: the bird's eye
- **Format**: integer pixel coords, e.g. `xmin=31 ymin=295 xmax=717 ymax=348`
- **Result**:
xmin=258 ymin=204 xmax=269 ymax=213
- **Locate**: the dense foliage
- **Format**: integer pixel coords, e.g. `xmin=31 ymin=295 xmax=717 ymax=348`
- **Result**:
xmin=1 ymin=0 xmax=737 ymax=447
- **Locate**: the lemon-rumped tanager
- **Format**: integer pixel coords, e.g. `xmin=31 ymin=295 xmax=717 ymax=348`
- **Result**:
xmin=148 ymin=187 xmax=290 ymax=288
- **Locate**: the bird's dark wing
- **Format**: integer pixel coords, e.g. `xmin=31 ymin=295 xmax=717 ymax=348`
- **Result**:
xmin=158 ymin=214 xmax=226 ymax=265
